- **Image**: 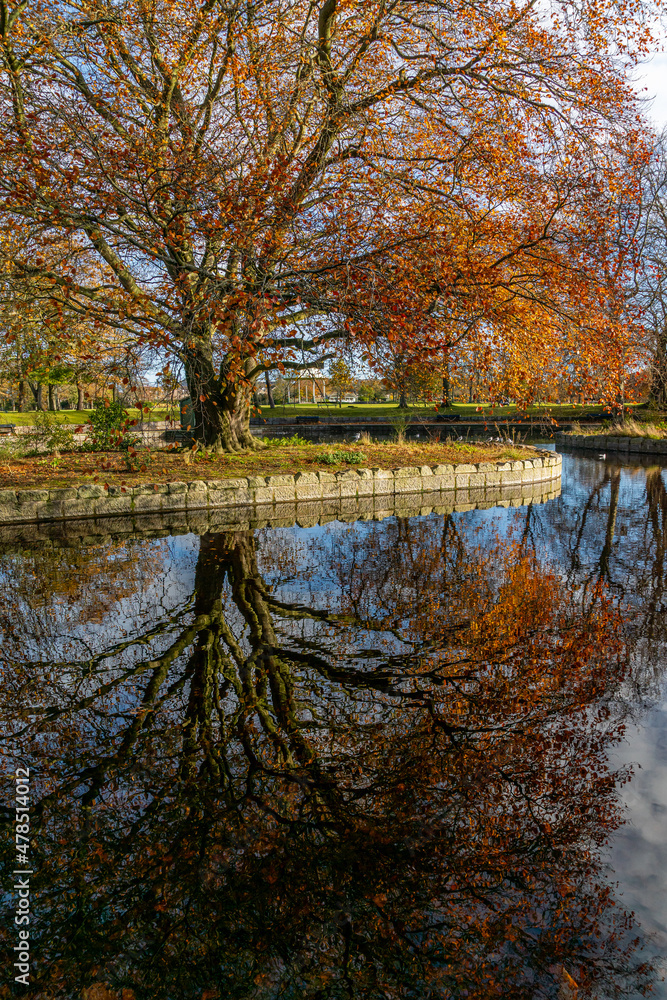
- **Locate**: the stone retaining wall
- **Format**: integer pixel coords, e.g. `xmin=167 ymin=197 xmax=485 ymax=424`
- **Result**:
xmin=0 ymin=451 xmax=561 ymax=526
xmin=0 ymin=482 xmax=562 ymax=551
xmin=555 ymin=432 xmax=667 ymax=454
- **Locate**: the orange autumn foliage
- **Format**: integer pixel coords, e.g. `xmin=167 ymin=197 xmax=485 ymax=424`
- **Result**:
xmin=0 ymin=523 xmax=654 ymax=997
xmin=0 ymin=0 xmax=657 ymax=444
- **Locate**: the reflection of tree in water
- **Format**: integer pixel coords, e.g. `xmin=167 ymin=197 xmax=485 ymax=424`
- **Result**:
xmin=0 ymin=522 xmax=655 ymax=999
xmin=538 ymin=457 xmax=667 ymax=685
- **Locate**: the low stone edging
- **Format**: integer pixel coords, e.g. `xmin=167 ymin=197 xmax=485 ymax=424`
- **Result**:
xmin=555 ymin=432 xmax=667 ymax=454
xmin=0 ymin=484 xmax=562 ymax=551
xmin=0 ymin=450 xmax=562 ymax=526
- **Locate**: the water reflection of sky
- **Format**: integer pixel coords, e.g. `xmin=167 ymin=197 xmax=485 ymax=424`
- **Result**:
xmin=2 ymin=451 xmax=667 ymax=996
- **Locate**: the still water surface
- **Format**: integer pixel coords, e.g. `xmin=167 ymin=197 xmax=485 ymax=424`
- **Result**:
xmin=1 ymin=451 xmax=666 ymax=998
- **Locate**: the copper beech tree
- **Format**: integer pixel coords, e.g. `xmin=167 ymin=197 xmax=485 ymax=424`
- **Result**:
xmin=0 ymin=0 xmax=656 ymax=449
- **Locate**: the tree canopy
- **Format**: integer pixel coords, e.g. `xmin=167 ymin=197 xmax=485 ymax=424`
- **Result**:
xmin=0 ymin=0 xmax=657 ymax=446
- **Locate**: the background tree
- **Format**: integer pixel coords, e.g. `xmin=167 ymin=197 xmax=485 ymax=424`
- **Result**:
xmin=329 ymin=357 xmax=355 ymax=406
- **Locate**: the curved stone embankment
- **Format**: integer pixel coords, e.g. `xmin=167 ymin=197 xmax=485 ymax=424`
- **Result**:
xmin=0 ymin=450 xmax=562 ymax=527
xmin=555 ymin=432 xmax=667 ymax=455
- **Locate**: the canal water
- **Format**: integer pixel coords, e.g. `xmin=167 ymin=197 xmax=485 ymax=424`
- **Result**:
xmin=1 ymin=450 xmax=666 ymax=998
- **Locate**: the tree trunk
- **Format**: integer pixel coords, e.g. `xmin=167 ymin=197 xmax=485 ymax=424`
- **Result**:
xmin=649 ymin=324 xmax=667 ymax=409
xmin=17 ymin=380 xmax=26 ymax=412
xmin=399 ymin=390 xmax=407 ymax=409
xmin=48 ymin=384 xmax=56 ymax=411
xmin=35 ymin=383 xmax=45 ymax=410
xmin=182 ymin=337 xmax=266 ymax=453
xmin=77 ymin=383 xmax=84 ymax=411
xmin=265 ymin=372 xmax=275 ymax=408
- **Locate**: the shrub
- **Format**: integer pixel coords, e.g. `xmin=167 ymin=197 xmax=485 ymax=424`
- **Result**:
xmin=24 ymin=412 xmax=76 ymax=454
xmin=84 ymin=400 xmax=140 ymax=451
xmin=263 ymin=433 xmax=309 ymax=448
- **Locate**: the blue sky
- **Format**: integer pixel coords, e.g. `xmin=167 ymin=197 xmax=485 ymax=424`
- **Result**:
xmin=634 ymin=26 xmax=667 ymax=128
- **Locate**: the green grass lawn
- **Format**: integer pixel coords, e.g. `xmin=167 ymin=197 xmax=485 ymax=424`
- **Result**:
xmin=0 ymin=408 xmax=177 ymax=425
xmin=0 ymin=401 xmax=642 ymax=425
xmin=258 ymin=401 xmax=634 ymax=420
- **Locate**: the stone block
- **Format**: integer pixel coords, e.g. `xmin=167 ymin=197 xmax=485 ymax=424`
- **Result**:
xmin=36 ymin=501 xmax=65 ymax=521
xmin=356 ymin=470 xmax=374 ymax=497
xmin=48 ymin=488 xmax=77 ymax=501
xmin=454 ymin=464 xmax=476 ymax=475
xmin=477 ymin=463 xmax=497 ymax=472
xmin=454 ymin=502 xmax=475 ymax=512
xmin=247 ymin=476 xmax=267 ymax=488
xmin=62 ymin=498 xmax=95 ymax=519
xmin=484 ymin=472 xmax=501 ymax=487
xmin=454 ymin=474 xmax=470 ymax=488
xmin=133 ymin=493 xmax=164 ymax=513
xmin=419 ymin=466 xmax=434 ymax=478
xmin=394 ymin=476 xmax=422 ymax=494
xmin=212 ymin=487 xmax=251 ymax=506
xmin=468 ymin=472 xmax=485 ymax=488
xmin=294 ymin=472 xmax=320 ymax=486
xmin=394 ymin=466 xmax=421 ymax=478
xmin=496 ymin=463 xmax=512 ymax=472
xmin=433 ymin=464 xmax=455 ymax=475
xmin=293 ymin=482 xmax=322 ymax=501
xmin=273 ymin=485 xmax=296 ymax=503
xmin=500 ymin=471 xmax=522 ymax=486
xmin=253 ymin=487 xmax=274 ymax=504
xmin=317 ymin=470 xmax=336 ymax=483
xmin=188 ymin=479 xmax=207 ymax=491
xmin=336 ymin=471 xmax=358 ymax=498
xmin=185 ymin=490 xmax=209 ymax=509
xmin=168 ymin=481 xmax=188 ymax=494
xmin=17 ymin=489 xmax=49 ymax=503
xmin=94 ymin=496 xmax=134 ymax=517
xmin=207 ymin=478 xmax=247 ymax=490
xmin=161 ymin=492 xmax=188 ymax=511
xmin=432 ymin=474 xmax=455 ymax=491
xmin=321 ymin=485 xmax=341 ymax=503
xmin=267 ymin=474 xmax=295 ymax=486
xmin=0 ymin=489 xmax=16 ymax=504
xmin=373 ymin=478 xmax=394 ymax=497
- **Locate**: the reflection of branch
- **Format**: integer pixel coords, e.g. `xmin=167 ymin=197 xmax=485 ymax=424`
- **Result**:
xmin=568 ymin=470 xmax=610 ymax=579
xmin=6 ymin=610 xmax=212 ymax=734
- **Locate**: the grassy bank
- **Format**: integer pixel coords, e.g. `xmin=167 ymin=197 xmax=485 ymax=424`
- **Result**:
xmin=566 ymin=418 xmax=667 ymax=439
xmin=0 ymin=440 xmax=529 ymax=490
